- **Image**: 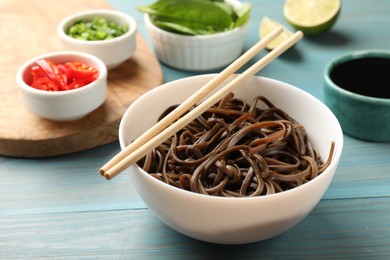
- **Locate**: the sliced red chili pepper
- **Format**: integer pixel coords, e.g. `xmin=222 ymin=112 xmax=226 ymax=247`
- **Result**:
xmin=65 ymin=61 xmax=99 ymax=82
xmin=30 ymin=77 xmax=60 ymax=91
xmin=68 ymin=79 xmax=92 ymax=90
xmin=28 ymin=59 xmax=98 ymax=92
xmin=56 ymin=63 xmax=70 ymax=87
xmin=35 ymin=59 xmax=67 ymax=89
xmin=30 ymin=66 xmax=46 ymax=83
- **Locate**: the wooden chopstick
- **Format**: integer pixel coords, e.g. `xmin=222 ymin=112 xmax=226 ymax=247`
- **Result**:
xmin=102 ymin=30 xmax=303 ymax=180
xmin=103 ymin=30 xmax=303 ymax=180
xmin=99 ymin=26 xmax=284 ymax=177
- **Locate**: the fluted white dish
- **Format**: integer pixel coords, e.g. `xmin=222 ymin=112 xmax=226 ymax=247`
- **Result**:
xmin=144 ymin=0 xmax=249 ymax=71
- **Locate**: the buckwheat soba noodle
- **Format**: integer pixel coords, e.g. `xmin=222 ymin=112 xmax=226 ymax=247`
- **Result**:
xmin=137 ymin=93 xmax=335 ymax=197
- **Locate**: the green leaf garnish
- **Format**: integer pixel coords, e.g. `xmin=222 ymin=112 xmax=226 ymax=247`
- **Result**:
xmin=138 ymin=0 xmax=251 ymax=35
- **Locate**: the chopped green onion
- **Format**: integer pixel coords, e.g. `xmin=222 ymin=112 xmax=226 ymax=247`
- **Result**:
xmin=66 ymin=17 xmax=129 ymax=41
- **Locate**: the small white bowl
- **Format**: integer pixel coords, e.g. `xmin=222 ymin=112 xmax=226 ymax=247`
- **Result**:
xmin=16 ymin=51 xmax=107 ymax=122
xmin=144 ymin=0 xmax=249 ymax=71
xmin=119 ymin=75 xmax=343 ymax=244
xmin=57 ymin=9 xmax=137 ymax=69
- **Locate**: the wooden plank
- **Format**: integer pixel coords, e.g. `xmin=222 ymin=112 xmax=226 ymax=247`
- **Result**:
xmin=0 ymin=143 xmax=146 ymax=216
xmin=1 ymin=197 xmax=389 ymax=258
xmin=0 ymin=0 xmax=390 ymax=258
xmin=324 ymin=136 xmax=390 ymax=200
xmin=0 ymin=0 xmax=163 ymax=157
xmin=1 ymin=137 xmax=389 ymax=217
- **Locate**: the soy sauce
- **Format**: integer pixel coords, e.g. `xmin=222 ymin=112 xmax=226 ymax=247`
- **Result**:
xmin=330 ymin=57 xmax=390 ymax=99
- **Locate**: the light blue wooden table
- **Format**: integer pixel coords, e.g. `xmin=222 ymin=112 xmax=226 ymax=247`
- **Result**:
xmin=1 ymin=0 xmax=390 ymax=258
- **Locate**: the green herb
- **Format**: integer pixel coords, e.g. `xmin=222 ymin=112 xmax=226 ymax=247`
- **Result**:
xmin=67 ymin=17 xmax=129 ymax=41
xmin=138 ymin=0 xmax=251 ymax=35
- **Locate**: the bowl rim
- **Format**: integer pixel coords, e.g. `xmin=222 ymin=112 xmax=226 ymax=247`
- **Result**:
xmin=144 ymin=13 xmax=249 ymax=40
xmin=16 ymin=51 xmax=107 ymax=97
xmin=119 ymin=74 xmax=344 ymax=202
xmin=57 ymin=9 xmax=137 ymax=46
xmin=324 ymin=49 xmax=390 ymax=104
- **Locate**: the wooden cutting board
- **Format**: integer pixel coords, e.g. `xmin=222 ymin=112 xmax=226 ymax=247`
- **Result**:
xmin=0 ymin=0 xmax=163 ymax=157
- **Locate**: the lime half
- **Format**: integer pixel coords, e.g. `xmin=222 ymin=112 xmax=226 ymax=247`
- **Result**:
xmin=284 ymin=0 xmax=340 ymax=36
xmin=260 ymin=16 xmax=294 ymax=50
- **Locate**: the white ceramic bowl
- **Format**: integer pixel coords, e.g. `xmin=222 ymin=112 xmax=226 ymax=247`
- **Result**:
xmin=16 ymin=51 xmax=107 ymax=121
xmin=144 ymin=0 xmax=249 ymax=71
xmin=118 ymin=75 xmax=343 ymax=244
xmin=57 ymin=9 xmax=137 ymax=69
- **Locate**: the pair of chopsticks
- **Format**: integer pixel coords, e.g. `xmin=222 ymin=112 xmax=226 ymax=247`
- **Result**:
xmin=100 ymin=27 xmax=303 ymax=180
